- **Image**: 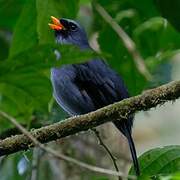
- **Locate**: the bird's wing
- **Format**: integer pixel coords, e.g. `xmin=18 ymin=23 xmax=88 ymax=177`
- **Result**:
xmin=73 ymin=59 xmax=129 ymax=109
xmin=51 ymin=59 xmax=129 ymax=115
xmin=51 ymin=66 xmax=96 ymax=115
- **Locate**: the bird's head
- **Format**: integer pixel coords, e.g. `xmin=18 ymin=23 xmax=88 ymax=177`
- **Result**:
xmin=49 ymin=16 xmax=89 ymax=49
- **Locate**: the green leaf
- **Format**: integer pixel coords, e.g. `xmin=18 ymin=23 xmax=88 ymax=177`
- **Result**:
xmin=155 ymin=172 xmax=180 ymax=180
xmin=10 ymin=0 xmax=80 ymax=57
xmin=7 ymin=44 xmax=96 ymax=71
xmin=133 ymin=17 xmax=180 ymax=58
xmin=0 ymin=0 xmax=26 ymax=30
xmin=0 ymin=44 xmax=96 ymax=130
xmin=129 ymin=146 xmax=180 ymax=178
xmin=155 ymin=0 xmax=180 ymax=32
xmin=9 ymin=0 xmax=38 ymax=57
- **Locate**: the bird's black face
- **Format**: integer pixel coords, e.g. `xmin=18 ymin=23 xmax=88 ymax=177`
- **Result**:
xmin=49 ymin=17 xmax=89 ymax=48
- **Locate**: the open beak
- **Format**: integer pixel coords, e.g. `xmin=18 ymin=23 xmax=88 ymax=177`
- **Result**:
xmin=48 ymin=16 xmax=64 ymax=30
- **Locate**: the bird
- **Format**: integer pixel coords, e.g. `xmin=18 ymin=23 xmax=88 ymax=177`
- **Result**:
xmin=49 ymin=16 xmax=140 ymax=175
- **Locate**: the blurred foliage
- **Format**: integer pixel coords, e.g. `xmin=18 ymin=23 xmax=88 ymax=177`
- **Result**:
xmin=0 ymin=0 xmax=26 ymax=30
xmin=0 ymin=32 xmax=9 ymax=60
xmin=92 ymin=0 xmax=180 ymax=94
xmin=0 ymin=0 xmax=180 ymax=179
xmin=155 ymin=172 xmax=180 ymax=180
xmin=155 ymin=0 xmax=180 ymax=32
xmin=0 ymin=151 xmax=32 ymax=180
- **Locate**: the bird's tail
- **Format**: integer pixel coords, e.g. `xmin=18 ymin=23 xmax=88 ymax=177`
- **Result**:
xmin=113 ymin=121 xmax=140 ymax=176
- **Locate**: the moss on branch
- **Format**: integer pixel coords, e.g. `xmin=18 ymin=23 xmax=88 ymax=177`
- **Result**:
xmin=0 ymin=80 xmax=180 ymax=156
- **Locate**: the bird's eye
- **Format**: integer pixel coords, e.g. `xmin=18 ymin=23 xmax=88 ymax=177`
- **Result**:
xmin=69 ymin=22 xmax=77 ymax=31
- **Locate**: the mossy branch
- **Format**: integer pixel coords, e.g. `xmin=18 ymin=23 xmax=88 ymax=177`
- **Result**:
xmin=0 ymin=80 xmax=180 ymax=156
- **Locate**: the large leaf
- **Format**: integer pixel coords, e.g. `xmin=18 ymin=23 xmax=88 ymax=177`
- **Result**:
xmin=10 ymin=0 xmax=80 ymax=57
xmin=0 ymin=44 xmax=96 ymax=130
xmin=129 ymin=146 xmax=180 ymax=178
xmin=0 ymin=0 xmax=26 ymax=30
xmin=9 ymin=0 xmax=38 ymax=57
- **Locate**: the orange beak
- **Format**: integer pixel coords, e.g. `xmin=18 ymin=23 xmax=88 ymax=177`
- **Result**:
xmin=48 ymin=16 xmax=64 ymax=30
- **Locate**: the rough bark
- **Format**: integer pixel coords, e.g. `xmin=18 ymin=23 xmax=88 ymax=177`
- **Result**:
xmin=0 ymin=80 xmax=179 ymax=156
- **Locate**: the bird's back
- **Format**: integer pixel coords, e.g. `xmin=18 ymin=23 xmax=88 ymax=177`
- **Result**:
xmin=51 ymin=59 xmax=129 ymax=115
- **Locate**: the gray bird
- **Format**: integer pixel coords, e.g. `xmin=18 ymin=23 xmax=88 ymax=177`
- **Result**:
xmin=49 ymin=16 xmax=140 ymax=175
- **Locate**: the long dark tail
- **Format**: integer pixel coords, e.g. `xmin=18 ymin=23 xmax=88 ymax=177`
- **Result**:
xmin=113 ymin=121 xmax=140 ymax=176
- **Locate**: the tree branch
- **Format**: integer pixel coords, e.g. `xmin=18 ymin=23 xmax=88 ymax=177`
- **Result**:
xmin=0 ymin=80 xmax=179 ymax=157
xmin=0 ymin=109 xmax=135 ymax=179
xmin=92 ymin=128 xmax=121 ymax=180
